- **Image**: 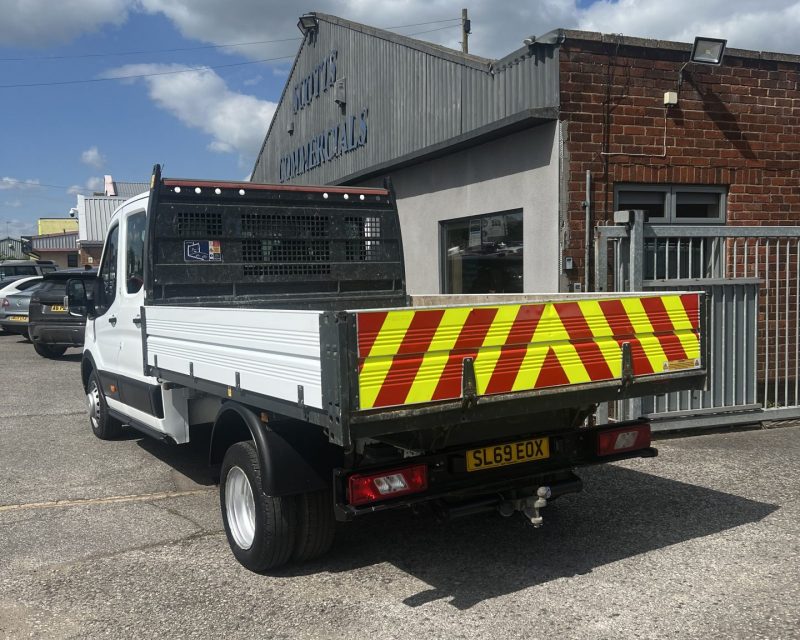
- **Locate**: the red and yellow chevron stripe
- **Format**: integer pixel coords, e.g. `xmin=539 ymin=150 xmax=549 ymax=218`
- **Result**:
xmin=356 ymin=293 xmax=701 ymax=410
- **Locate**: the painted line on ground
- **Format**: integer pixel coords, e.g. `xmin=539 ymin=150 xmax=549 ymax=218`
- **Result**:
xmin=0 ymin=488 xmax=216 ymax=513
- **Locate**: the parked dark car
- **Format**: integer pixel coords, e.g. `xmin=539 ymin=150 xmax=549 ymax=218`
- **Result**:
xmin=28 ymin=268 xmax=97 ymax=358
xmin=0 ymin=259 xmax=57 ymax=288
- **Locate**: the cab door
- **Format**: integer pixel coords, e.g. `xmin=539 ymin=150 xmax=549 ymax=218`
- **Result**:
xmin=106 ymin=207 xmax=165 ymax=430
xmin=89 ymin=222 xmax=122 ymax=377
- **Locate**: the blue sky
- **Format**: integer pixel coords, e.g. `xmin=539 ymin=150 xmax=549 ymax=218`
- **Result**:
xmin=2 ymin=0 xmax=799 ymax=238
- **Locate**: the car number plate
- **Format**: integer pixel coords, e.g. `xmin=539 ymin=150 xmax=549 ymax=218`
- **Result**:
xmin=49 ymin=305 xmax=66 ymax=312
xmin=8 ymin=315 xmax=27 ymax=322
xmin=467 ymin=437 xmax=550 ymax=472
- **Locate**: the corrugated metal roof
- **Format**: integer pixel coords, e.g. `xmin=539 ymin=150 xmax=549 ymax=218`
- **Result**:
xmin=113 ymin=181 xmax=149 ymax=198
xmin=77 ymin=195 xmax=126 ymax=243
xmin=31 ymin=231 xmax=78 ymax=251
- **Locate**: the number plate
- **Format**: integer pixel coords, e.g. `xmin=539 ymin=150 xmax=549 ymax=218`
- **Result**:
xmin=49 ymin=305 xmax=66 ymax=312
xmin=466 ymin=437 xmax=550 ymax=472
xmin=8 ymin=315 xmax=27 ymax=322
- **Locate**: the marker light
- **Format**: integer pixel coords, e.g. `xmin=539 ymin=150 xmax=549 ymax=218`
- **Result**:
xmin=360 ymin=194 xmax=365 ymax=200
xmin=343 ymin=194 xmax=349 ymax=200
xmin=174 ymin=186 xmax=181 ymax=193
xmin=239 ymin=189 xmax=246 ymax=196
xmin=348 ymin=464 xmax=428 ymax=506
xmin=323 ymin=193 xmax=329 ymax=199
xmin=194 ymin=187 xmax=201 ymax=194
xmin=597 ymin=423 xmax=651 ymax=456
xmin=215 ymin=188 xmax=222 ymax=195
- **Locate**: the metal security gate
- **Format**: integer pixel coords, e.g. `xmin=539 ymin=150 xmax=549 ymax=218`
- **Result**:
xmin=595 ymin=211 xmax=800 ymax=430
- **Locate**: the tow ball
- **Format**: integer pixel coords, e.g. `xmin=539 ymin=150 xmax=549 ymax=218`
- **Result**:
xmin=497 ymin=486 xmax=552 ymax=527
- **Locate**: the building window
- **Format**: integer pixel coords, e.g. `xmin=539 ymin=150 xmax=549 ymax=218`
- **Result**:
xmin=614 ymin=184 xmax=726 ymax=224
xmin=441 ymin=210 xmax=523 ymax=294
xmin=615 ymin=185 xmax=727 ymax=279
xmin=67 ymin=254 xmax=78 ymax=268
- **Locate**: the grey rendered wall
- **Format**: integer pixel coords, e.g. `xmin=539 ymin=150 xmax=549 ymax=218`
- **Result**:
xmin=358 ymin=123 xmax=560 ymax=294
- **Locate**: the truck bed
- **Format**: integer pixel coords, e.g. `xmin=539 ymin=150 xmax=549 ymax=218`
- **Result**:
xmin=143 ymin=291 xmax=705 ymax=445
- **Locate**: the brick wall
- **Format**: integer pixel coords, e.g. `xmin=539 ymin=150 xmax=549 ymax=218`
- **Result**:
xmin=559 ymin=37 xmax=800 ymax=289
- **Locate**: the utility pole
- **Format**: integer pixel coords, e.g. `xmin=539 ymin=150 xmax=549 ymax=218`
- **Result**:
xmin=461 ymin=8 xmax=470 ymax=54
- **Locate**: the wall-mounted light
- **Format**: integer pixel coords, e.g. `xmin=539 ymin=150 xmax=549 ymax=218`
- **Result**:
xmin=690 ymin=37 xmax=727 ymax=65
xmin=297 ymin=14 xmax=318 ymax=36
xmin=678 ymin=35 xmax=727 ymax=89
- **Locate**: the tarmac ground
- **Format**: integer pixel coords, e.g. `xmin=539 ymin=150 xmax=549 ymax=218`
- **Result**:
xmin=1 ymin=332 xmax=798 ymax=639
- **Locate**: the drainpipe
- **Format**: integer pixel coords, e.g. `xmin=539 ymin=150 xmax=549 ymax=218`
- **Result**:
xmin=583 ymin=170 xmax=591 ymax=292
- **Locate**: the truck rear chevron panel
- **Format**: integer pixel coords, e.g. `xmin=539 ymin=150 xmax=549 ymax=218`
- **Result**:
xmin=356 ymin=294 xmax=702 ymax=410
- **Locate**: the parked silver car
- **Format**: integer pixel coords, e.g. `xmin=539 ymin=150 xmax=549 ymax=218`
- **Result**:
xmin=0 ymin=286 xmax=42 ymax=336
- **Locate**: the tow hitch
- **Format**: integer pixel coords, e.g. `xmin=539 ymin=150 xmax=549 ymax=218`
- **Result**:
xmin=498 ymin=486 xmax=552 ymax=527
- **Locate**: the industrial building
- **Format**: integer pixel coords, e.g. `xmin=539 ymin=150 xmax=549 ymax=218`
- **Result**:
xmin=253 ymin=13 xmax=800 ymax=296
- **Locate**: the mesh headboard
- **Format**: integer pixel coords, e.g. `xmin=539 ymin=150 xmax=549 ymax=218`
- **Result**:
xmin=145 ymin=175 xmax=406 ymax=310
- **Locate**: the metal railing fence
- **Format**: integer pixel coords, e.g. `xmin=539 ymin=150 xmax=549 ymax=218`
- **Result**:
xmin=596 ymin=214 xmax=800 ymax=429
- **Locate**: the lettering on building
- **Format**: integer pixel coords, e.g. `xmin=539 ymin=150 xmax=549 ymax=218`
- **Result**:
xmin=292 ymin=50 xmax=337 ymax=113
xmin=279 ymin=108 xmax=368 ymax=183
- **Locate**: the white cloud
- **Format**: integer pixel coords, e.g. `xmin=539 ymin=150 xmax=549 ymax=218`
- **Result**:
xmin=576 ymin=0 xmax=800 ymax=54
xmin=4 ymin=1 xmax=800 ymax=62
xmin=67 ymin=177 xmax=103 ymax=195
xmin=102 ymin=63 xmax=277 ymax=162
xmin=81 ymin=146 xmax=106 ymax=169
xmin=137 ymin=0 xmax=800 ymax=60
xmin=86 ymin=176 xmax=104 ymax=191
xmin=243 ymin=75 xmax=263 ymax=87
xmin=3 ymin=200 xmax=22 ymax=208
xmin=0 ymin=0 xmax=133 ymax=47
xmin=0 ymin=177 xmax=41 ymax=191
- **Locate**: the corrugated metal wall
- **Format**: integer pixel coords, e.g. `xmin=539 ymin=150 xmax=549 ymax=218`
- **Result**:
xmin=77 ymin=195 xmax=126 ymax=243
xmin=31 ymin=232 xmax=78 ymax=251
xmin=252 ymin=18 xmax=559 ymax=185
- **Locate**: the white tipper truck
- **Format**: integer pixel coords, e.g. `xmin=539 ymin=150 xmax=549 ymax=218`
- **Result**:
xmin=66 ymin=165 xmax=707 ymax=571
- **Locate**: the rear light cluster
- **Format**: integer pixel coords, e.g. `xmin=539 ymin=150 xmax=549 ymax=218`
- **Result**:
xmin=347 ymin=463 xmax=428 ymax=506
xmin=597 ymin=423 xmax=651 ymax=456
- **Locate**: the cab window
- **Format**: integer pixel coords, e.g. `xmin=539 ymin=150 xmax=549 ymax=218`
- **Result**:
xmin=126 ymin=212 xmax=146 ymax=294
xmin=97 ymin=225 xmax=119 ymax=314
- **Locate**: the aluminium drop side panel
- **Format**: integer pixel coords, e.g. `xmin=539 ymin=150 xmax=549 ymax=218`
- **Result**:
xmin=143 ymin=306 xmax=324 ymax=409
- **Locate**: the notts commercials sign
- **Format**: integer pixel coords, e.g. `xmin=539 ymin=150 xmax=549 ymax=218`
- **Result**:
xmin=279 ymin=49 xmax=369 ymax=183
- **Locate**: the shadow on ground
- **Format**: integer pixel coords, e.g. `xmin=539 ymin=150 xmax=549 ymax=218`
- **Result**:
xmin=133 ymin=424 xmax=216 ymax=487
xmin=288 ymin=464 xmax=778 ymax=609
xmin=121 ymin=431 xmax=778 ymax=610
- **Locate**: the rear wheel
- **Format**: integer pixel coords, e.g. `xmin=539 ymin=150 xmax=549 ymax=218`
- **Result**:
xmin=292 ymin=488 xmax=336 ymax=562
xmin=220 ymin=441 xmax=297 ymax=572
xmin=86 ymin=371 xmax=123 ymax=440
xmin=33 ymin=342 xmax=67 ymax=359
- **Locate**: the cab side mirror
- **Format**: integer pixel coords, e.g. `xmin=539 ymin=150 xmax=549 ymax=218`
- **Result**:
xmin=66 ymin=278 xmax=96 ymax=318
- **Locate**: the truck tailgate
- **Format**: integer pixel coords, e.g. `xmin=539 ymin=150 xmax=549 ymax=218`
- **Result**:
xmin=355 ymin=293 xmax=702 ymax=410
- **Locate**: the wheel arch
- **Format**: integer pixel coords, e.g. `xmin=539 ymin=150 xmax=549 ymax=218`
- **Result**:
xmin=209 ymin=402 xmax=336 ymax=497
xmin=80 ymin=351 xmax=98 ymax=391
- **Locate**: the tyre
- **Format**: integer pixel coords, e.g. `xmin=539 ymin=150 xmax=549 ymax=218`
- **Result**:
xmin=33 ymin=342 xmax=67 ymax=359
xmin=86 ymin=371 xmax=123 ymax=440
xmin=292 ymin=488 xmax=336 ymax=562
xmin=220 ymin=441 xmax=297 ymax=572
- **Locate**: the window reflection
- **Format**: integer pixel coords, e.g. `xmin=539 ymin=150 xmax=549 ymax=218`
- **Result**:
xmin=442 ymin=211 xmax=523 ymax=294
